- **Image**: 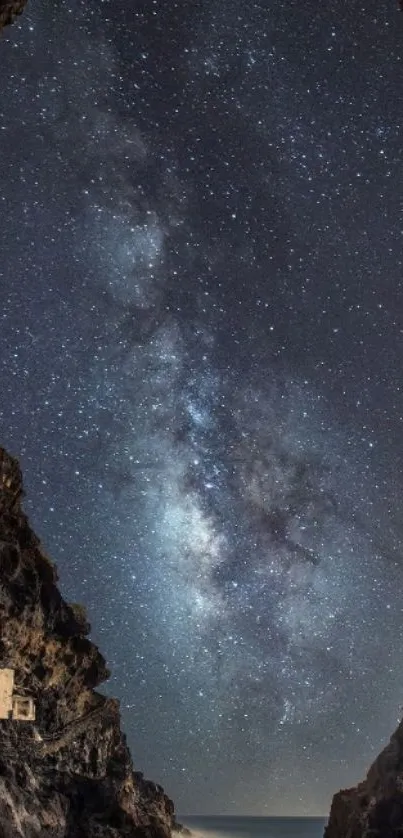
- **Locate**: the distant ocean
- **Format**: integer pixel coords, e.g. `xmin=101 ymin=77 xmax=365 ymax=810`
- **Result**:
xmin=180 ymin=815 xmax=327 ymax=838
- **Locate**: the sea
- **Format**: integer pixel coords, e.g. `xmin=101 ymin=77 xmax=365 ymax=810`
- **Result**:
xmin=180 ymin=816 xmax=327 ymax=838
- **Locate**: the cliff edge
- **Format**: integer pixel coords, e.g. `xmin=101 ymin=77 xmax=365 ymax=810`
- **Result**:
xmin=325 ymin=720 xmax=403 ymax=838
xmin=0 ymin=446 xmax=179 ymax=837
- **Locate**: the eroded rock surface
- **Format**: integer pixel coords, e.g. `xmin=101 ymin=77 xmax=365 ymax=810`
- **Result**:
xmin=0 ymin=447 xmax=179 ymax=837
xmin=325 ymin=720 xmax=403 ymax=838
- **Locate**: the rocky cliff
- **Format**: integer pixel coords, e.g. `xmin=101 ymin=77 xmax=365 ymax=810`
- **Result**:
xmin=325 ymin=721 xmax=403 ymax=838
xmin=0 ymin=0 xmax=27 ymax=30
xmin=0 ymin=446 xmax=180 ymax=837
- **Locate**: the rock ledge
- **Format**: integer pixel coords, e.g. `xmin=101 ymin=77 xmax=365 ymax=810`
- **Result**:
xmin=0 ymin=0 xmax=27 ymax=30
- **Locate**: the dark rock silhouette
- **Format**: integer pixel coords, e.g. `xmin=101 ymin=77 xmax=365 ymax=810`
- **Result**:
xmin=0 ymin=0 xmax=27 ymax=29
xmin=0 ymin=446 xmax=181 ymax=837
xmin=325 ymin=719 xmax=403 ymax=838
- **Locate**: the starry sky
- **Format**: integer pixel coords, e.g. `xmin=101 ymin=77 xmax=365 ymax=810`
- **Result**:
xmin=1 ymin=0 xmax=403 ymax=818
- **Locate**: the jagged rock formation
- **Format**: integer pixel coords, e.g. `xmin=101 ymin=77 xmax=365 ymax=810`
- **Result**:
xmin=325 ymin=721 xmax=403 ymax=838
xmin=0 ymin=447 xmax=180 ymax=837
xmin=0 ymin=0 xmax=27 ymax=30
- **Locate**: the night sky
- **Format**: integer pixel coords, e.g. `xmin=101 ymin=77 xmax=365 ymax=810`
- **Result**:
xmin=1 ymin=0 xmax=403 ymax=817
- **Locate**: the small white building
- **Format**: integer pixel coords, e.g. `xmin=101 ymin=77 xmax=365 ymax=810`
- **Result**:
xmin=0 ymin=668 xmax=35 ymax=721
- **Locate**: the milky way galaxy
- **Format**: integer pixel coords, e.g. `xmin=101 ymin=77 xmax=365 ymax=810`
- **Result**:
xmin=0 ymin=0 xmax=403 ymax=817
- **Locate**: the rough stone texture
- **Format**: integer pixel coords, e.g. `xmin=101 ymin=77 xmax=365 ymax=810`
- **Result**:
xmin=0 ymin=446 xmax=181 ymax=837
xmin=325 ymin=720 xmax=403 ymax=838
xmin=0 ymin=0 xmax=27 ymax=30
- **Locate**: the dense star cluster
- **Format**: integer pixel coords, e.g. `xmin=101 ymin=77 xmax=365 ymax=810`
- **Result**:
xmin=1 ymin=0 xmax=403 ymax=817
